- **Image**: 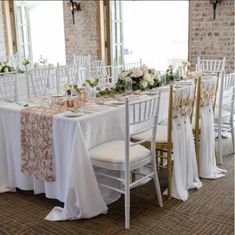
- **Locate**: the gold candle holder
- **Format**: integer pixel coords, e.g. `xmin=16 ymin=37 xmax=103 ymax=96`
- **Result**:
xmin=66 ymin=100 xmax=74 ymax=108
xmin=80 ymin=89 xmax=86 ymax=103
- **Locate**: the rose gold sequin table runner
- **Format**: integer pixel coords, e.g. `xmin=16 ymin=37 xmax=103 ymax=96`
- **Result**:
xmin=20 ymin=104 xmax=67 ymax=182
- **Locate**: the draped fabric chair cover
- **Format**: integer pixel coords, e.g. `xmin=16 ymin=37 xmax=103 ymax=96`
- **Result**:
xmin=169 ymin=85 xmax=202 ymax=201
xmin=199 ymin=77 xmax=227 ymax=178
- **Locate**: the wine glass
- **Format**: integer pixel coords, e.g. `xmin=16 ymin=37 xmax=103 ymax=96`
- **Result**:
xmin=125 ymin=79 xmax=132 ymax=96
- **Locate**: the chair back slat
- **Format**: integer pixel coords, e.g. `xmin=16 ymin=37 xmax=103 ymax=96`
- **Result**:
xmin=218 ymin=73 xmax=235 ymax=107
xmin=129 ymin=97 xmax=159 ymax=127
xmin=196 ymin=57 xmax=226 ymax=76
xmin=0 ymin=72 xmax=18 ymax=102
xmin=26 ymin=68 xmax=50 ymax=97
xmin=66 ymin=65 xmax=88 ymax=85
xmin=124 ymin=59 xmax=142 ymax=71
xmin=125 ymin=93 xmax=161 ymax=167
xmin=73 ymin=54 xmax=91 ymax=68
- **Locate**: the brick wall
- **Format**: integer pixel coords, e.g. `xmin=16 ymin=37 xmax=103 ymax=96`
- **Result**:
xmin=62 ymin=1 xmax=100 ymax=64
xmin=189 ymin=0 xmax=235 ymax=73
xmin=0 ymin=1 xmax=6 ymax=58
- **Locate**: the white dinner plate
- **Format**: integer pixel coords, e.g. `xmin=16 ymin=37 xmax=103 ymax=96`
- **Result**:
xmin=64 ymin=111 xmax=84 ymax=117
xmin=111 ymin=101 xmax=125 ymax=105
xmin=146 ymin=91 xmax=157 ymax=96
xmin=52 ymin=94 xmax=64 ymax=98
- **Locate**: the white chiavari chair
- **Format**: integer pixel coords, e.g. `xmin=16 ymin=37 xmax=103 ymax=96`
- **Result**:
xmin=0 ymin=72 xmax=19 ymax=102
xmin=55 ymin=64 xmax=69 ymax=94
xmin=214 ymin=73 xmax=235 ymax=164
xmin=124 ymin=59 xmax=142 ymax=71
xmin=66 ymin=65 xmax=88 ymax=85
xmin=95 ymin=60 xmax=114 ymax=85
xmin=196 ymin=57 xmax=226 ymax=76
xmin=0 ymin=54 xmax=19 ymax=69
xmin=26 ymin=68 xmax=50 ymax=97
xmin=73 ymin=54 xmax=91 ymax=66
xmin=73 ymin=54 xmax=91 ymax=74
xmin=89 ymin=96 xmax=163 ymax=229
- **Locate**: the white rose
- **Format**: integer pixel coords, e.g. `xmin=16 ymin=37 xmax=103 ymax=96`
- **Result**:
xmin=143 ymin=72 xmax=151 ymax=82
xmin=140 ymin=79 xmax=148 ymax=89
xmin=149 ymin=78 xmax=154 ymax=86
xmin=63 ymin=83 xmax=71 ymax=91
xmin=119 ymin=71 xmax=129 ymax=80
xmin=154 ymin=71 xmax=161 ymax=81
xmin=125 ymin=76 xmax=132 ymax=82
xmin=90 ymin=78 xmax=96 ymax=84
xmin=34 ymin=63 xmax=39 ymax=69
xmin=48 ymin=63 xmax=54 ymax=69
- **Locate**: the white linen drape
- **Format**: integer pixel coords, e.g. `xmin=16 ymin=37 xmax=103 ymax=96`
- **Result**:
xmin=198 ymin=78 xmax=227 ymax=179
xmin=45 ymin=123 xmax=108 ymax=220
xmin=199 ymin=105 xmax=227 ymax=178
xmin=171 ymin=117 xmax=202 ymax=201
xmin=164 ymin=85 xmax=202 ymax=201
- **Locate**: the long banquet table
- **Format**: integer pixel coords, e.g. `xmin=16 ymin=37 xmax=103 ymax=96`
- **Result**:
xmin=0 ymin=93 xmax=168 ymax=221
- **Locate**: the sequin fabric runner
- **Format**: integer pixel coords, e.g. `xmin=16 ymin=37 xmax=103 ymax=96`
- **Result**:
xmin=20 ymin=104 xmax=67 ymax=181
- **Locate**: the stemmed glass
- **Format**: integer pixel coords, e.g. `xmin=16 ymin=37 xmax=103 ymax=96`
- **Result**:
xmin=124 ymin=79 xmax=132 ymax=96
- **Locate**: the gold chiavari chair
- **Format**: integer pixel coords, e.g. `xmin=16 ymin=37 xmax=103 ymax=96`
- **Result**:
xmin=132 ymin=83 xmax=197 ymax=199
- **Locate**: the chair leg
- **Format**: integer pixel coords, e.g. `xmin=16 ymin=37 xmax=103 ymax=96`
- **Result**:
xmin=152 ymin=154 xmax=163 ymax=207
xmin=124 ymin=189 xmax=130 ymax=229
xmin=160 ymin=150 xmax=164 ymax=168
xmin=217 ymin=122 xmax=223 ymax=165
xmin=167 ymin=149 xmax=172 ymax=199
xmin=230 ymin=113 xmax=235 ymax=154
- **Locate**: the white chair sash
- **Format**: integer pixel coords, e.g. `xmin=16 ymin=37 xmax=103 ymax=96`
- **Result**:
xmin=166 ymin=85 xmax=202 ymax=201
xmin=199 ymin=78 xmax=227 ymax=178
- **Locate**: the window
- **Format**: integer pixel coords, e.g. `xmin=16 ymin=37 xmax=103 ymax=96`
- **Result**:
xmin=15 ymin=3 xmax=32 ymax=60
xmin=14 ymin=1 xmax=66 ymax=65
xmin=122 ymin=1 xmax=189 ymax=71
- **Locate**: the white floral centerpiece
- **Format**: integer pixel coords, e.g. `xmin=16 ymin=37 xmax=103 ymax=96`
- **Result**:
xmin=117 ymin=65 xmax=161 ymax=91
xmin=63 ymin=82 xmax=81 ymax=97
xmin=0 ymin=60 xmax=16 ymax=73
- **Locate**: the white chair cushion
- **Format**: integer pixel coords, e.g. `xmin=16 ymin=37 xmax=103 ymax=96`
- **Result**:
xmin=132 ymin=125 xmax=168 ymax=143
xmin=89 ymin=140 xmax=151 ymax=169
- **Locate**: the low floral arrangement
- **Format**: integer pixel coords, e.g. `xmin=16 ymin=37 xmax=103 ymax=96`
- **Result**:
xmin=0 ymin=60 xmax=16 ymax=73
xmin=63 ymin=82 xmax=81 ymax=96
xmin=33 ymin=55 xmax=54 ymax=69
xmin=166 ymin=59 xmax=191 ymax=83
xmin=116 ymin=65 xmax=161 ymax=91
xmin=63 ymin=78 xmax=100 ymax=96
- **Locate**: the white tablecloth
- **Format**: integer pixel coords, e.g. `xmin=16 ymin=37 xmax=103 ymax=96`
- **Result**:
xmin=0 ymin=91 xmax=168 ymax=220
